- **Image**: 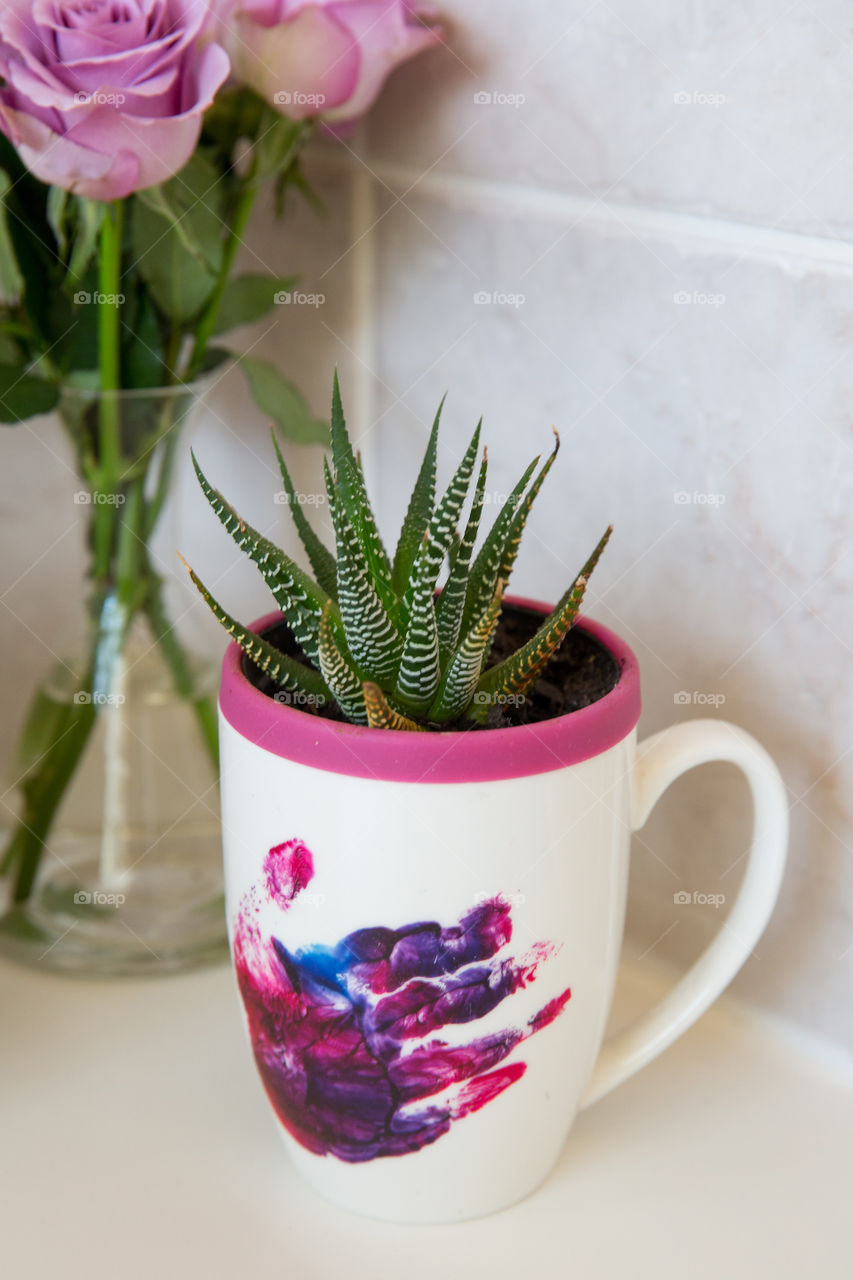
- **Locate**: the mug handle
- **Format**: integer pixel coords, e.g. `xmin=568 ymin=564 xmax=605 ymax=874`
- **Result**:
xmin=581 ymin=719 xmax=788 ymax=1108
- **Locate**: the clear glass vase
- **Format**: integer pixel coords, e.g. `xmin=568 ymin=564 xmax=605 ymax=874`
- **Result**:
xmin=0 ymin=384 xmax=228 ymax=975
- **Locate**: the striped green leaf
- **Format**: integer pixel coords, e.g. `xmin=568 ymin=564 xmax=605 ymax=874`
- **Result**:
xmin=182 ymin=562 xmax=330 ymax=708
xmin=271 ymin=428 xmax=337 ymax=600
xmin=330 ymin=372 xmax=397 ymax=621
xmin=330 ymin=471 xmax=403 ymax=685
xmin=317 ymin=602 xmax=367 ymax=725
xmin=461 ymin=455 xmax=539 ymax=637
xmin=403 ymin=421 xmax=482 ymax=619
xmin=392 ymin=396 xmax=443 ymax=592
xmin=363 ymin=682 xmax=426 ymax=732
xmin=395 ymin=424 xmax=481 ymax=711
xmin=495 ymin=431 xmax=560 ymax=588
xmin=429 ymin=579 xmax=506 ymax=724
xmin=394 ymin=567 xmax=441 ymax=714
xmin=435 ymin=447 xmax=488 ymax=660
xmin=472 ymin=526 xmax=613 ymax=718
xmin=192 ymin=453 xmax=334 ymax=664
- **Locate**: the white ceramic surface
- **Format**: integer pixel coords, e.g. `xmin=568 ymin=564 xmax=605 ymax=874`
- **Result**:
xmin=219 ymin=624 xmax=788 ymax=1222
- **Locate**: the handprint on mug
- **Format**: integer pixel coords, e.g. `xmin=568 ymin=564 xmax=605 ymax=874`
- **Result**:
xmin=234 ymin=839 xmax=572 ymax=1163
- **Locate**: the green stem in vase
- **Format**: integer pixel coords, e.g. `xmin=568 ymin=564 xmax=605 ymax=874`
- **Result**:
xmin=185 ymin=175 xmax=259 ymax=380
xmin=93 ymin=200 xmax=125 ymax=584
xmin=7 ymin=695 xmax=97 ymax=903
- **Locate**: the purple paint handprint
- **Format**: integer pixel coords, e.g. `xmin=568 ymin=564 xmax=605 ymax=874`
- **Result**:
xmin=234 ymin=840 xmax=572 ymax=1163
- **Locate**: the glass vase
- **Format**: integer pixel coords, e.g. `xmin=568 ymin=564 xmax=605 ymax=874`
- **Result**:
xmin=0 ymin=384 xmax=228 ymax=975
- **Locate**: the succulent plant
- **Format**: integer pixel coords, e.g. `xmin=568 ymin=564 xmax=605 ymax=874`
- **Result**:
xmin=186 ymin=374 xmax=611 ymax=731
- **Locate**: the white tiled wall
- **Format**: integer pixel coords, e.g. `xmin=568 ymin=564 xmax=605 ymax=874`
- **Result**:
xmin=1 ymin=3 xmax=851 ymax=1052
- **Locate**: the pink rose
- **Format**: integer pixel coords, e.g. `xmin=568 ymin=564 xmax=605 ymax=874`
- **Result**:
xmin=0 ymin=1 xmax=230 ymax=200
xmin=222 ymin=0 xmax=440 ymax=125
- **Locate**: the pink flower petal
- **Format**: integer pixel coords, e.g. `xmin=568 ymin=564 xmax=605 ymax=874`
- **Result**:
xmin=230 ymin=6 xmax=360 ymax=119
xmin=0 ymin=101 xmax=141 ymax=199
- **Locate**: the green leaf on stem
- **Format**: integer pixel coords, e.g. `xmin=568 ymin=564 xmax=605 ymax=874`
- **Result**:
xmin=0 ymin=172 xmax=24 ymax=306
xmin=46 ymin=186 xmax=69 ymax=258
xmin=240 ymin=355 xmax=329 ymax=444
xmin=0 ymin=364 xmax=58 ymax=423
xmin=211 ymin=274 xmax=297 ymax=336
xmin=66 ymin=198 xmax=105 ymax=284
xmin=121 ymin=286 xmax=166 ymax=389
xmin=132 ymin=153 xmax=225 ymax=322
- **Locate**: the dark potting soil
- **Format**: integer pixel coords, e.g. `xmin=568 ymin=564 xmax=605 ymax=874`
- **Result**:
xmin=244 ymin=603 xmax=621 ymax=731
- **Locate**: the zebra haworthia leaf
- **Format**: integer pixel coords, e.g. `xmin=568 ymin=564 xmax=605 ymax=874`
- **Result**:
xmin=271 ymin=428 xmax=338 ymax=601
xmin=317 ymin=602 xmax=367 ymax=725
xmin=330 ymin=475 xmax=403 ymax=685
xmin=472 ymin=525 xmax=613 ymax=719
xmin=191 ymin=451 xmax=332 ymax=665
xmin=329 ymin=371 xmax=397 ymax=621
xmin=436 ymin=447 xmax=488 ymax=661
xmin=392 ymin=397 xmax=443 ymax=593
xmin=430 ymin=578 xmax=506 ymax=724
xmin=363 ymin=682 xmax=427 ymax=732
xmin=181 ymin=560 xmax=330 ymax=708
xmin=190 ymin=376 xmax=612 ymax=733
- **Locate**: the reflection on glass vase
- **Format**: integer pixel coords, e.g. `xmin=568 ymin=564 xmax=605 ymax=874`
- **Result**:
xmin=0 ymin=384 xmax=227 ymax=975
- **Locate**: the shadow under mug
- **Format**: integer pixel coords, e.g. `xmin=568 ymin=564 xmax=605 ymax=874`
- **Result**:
xmin=218 ymin=605 xmax=788 ymax=1224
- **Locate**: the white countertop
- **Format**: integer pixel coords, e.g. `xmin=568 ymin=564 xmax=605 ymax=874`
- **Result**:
xmin=2 ymin=954 xmax=850 ymax=1280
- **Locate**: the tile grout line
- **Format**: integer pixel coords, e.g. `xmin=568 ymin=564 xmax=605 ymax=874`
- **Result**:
xmin=310 ymin=146 xmax=853 ymax=277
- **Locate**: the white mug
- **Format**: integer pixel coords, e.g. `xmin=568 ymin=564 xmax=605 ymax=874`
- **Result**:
xmin=218 ymin=604 xmax=788 ymax=1224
